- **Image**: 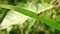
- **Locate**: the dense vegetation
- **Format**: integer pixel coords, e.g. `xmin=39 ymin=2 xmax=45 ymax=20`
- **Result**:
xmin=0 ymin=0 xmax=60 ymax=34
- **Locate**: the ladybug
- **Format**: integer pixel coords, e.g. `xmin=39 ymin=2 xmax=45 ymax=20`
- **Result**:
xmin=36 ymin=13 xmax=40 ymax=16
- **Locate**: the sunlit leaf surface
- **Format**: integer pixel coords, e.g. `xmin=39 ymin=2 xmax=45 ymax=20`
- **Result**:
xmin=0 ymin=10 xmax=29 ymax=30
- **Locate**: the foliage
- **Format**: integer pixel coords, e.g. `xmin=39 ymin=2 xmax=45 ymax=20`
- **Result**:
xmin=0 ymin=0 xmax=60 ymax=34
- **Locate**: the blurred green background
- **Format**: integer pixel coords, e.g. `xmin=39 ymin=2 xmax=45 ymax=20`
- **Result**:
xmin=0 ymin=0 xmax=60 ymax=34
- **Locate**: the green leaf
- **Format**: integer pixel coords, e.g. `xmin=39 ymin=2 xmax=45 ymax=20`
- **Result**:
xmin=0 ymin=10 xmax=29 ymax=30
xmin=0 ymin=4 xmax=60 ymax=30
xmin=17 ymin=3 xmax=53 ymax=13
